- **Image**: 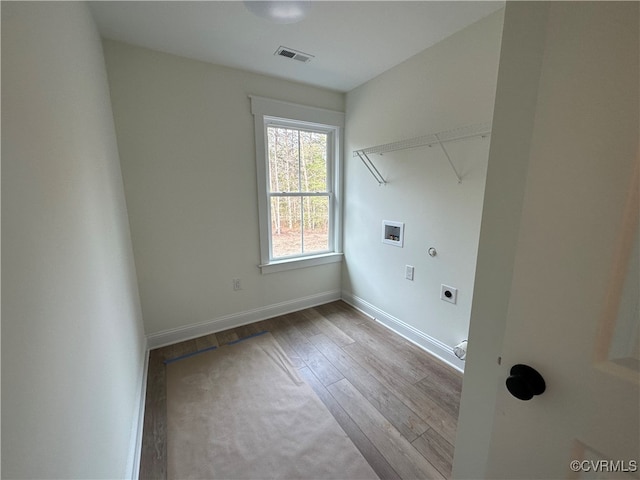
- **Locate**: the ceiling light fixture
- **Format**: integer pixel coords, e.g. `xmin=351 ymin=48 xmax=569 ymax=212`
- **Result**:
xmin=243 ymin=1 xmax=311 ymax=24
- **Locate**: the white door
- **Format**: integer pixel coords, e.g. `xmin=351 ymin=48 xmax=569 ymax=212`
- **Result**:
xmin=454 ymin=2 xmax=639 ymax=479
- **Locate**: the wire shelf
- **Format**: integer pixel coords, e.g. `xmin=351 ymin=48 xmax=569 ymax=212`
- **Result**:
xmin=352 ymin=122 xmax=492 ymax=185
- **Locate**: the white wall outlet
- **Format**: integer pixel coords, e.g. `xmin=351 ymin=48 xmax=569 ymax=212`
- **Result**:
xmin=440 ymin=284 xmax=457 ymax=304
xmin=233 ymin=278 xmax=241 ymax=291
xmin=405 ymin=265 xmax=415 ymax=281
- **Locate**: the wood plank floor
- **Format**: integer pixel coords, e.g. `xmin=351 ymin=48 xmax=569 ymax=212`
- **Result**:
xmin=139 ymin=300 xmax=463 ymax=480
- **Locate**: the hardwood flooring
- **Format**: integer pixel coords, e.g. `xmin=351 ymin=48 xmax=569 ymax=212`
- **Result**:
xmin=139 ymin=301 xmax=463 ymax=479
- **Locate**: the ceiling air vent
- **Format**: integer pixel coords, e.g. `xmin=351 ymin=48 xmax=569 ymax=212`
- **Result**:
xmin=275 ymin=46 xmax=314 ymax=63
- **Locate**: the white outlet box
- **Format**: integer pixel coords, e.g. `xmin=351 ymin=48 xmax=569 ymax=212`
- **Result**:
xmin=382 ymin=220 xmax=404 ymax=247
xmin=233 ymin=278 xmax=241 ymax=291
xmin=405 ymin=265 xmax=414 ymax=281
xmin=440 ymin=284 xmax=457 ymax=304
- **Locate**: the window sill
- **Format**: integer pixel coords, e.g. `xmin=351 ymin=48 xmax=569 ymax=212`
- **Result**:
xmin=259 ymin=252 xmax=343 ymax=274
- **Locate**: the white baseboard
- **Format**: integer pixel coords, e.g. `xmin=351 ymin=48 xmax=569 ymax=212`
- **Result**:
xmin=146 ymin=290 xmax=342 ymax=349
xmin=341 ymin=291 xmax=465 ymax=373
xmin=128 ymin=340 xmax=149 ymax=480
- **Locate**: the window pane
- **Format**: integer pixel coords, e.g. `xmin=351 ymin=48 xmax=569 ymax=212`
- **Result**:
xmin=303 ymin=196 xmax=329 ymax=253
xmin=270 ymin=196 xmax=302 ymax=258
xmin=300 ymin=131 xmax=328 ymax=192
xmin=267 ymin=127 xmax=300 ymax=193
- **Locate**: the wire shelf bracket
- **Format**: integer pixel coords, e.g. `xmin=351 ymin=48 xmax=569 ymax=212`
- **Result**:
xmin=352 ymin=122 xmax=492 ymax=185
xmin=355 ymin=150 xmax=387 ymax=186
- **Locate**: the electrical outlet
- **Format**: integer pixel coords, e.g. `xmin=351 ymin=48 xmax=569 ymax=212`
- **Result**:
xmin=405 ymin=265 xmax=415 ymax=281
xmin=233 ymin=278 xmax=241 ymax=291
xmin=440 ymin=284 xmax=457 ymax=304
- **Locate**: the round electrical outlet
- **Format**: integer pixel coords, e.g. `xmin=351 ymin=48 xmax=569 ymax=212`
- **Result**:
xmin=440 ymin=284 xmax=458 ymax=304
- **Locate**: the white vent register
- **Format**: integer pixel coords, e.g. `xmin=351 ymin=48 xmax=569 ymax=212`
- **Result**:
xmin=274 ymin=46 xmax=314 ymax=63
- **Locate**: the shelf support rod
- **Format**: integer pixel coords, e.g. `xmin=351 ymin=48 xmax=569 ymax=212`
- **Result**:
xmin=435 ymin=133 xmax=462 ymax=184
xmin=356 ymin=151 xmax=387 ymax=186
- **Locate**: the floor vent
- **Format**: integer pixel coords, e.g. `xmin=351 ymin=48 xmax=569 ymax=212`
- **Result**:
xmin=274 ymin=46 xmax=314 ymax=63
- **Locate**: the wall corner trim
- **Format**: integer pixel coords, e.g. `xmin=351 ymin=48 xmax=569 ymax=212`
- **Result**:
xmin=341 ymin=291 xmax=465 ymax=373
xmin=129 ymin=341 xmax=149 ymax=480
xmin=146 ymin=290 xmax=342 ymax=350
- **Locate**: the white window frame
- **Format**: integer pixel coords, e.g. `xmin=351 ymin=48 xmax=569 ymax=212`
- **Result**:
xmin=251 ymin=96 xmax=344 ymax=274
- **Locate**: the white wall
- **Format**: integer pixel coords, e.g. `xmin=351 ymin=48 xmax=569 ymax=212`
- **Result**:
xmin=342 ymin=10 xmax=504 ymax=369
xmin=1 ymin=3 xmax=146 ymax=478
xmin=102 ymin=40 xmax=345 ymax=341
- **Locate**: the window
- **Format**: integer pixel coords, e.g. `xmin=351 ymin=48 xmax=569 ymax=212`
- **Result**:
xmin=267 ymin=125 xmax=331 ymax=258
xmin=251 ymin=96 xmax=344 ymax=273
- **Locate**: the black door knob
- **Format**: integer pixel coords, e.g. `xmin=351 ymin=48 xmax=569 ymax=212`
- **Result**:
xmin=506 ymin=364 xmax=546 ymax=401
